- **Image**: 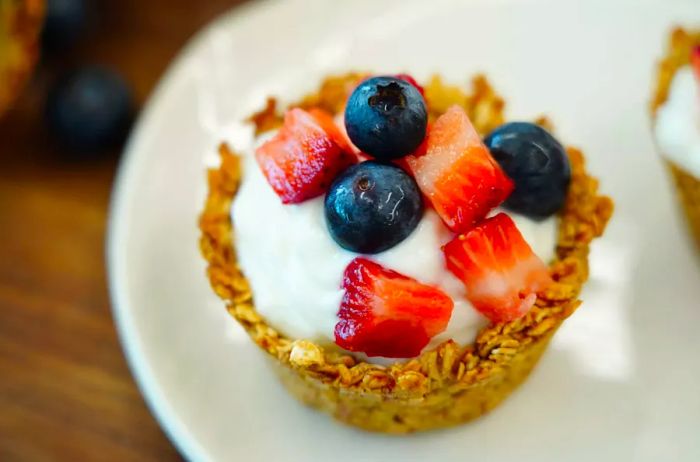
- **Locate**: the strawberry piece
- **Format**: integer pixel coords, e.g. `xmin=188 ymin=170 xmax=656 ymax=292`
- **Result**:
xmin=692 ymin=46 xmax=700 ymax=83
xmin=335 ymin=258 xmax=453 ymax=358
xmin=406 ymin=105 xmax=513 ymax=232
xmin=396 ymin=73 xmax=425 ymax=96
xmin=307 ymin=107 xmax=353 ymax=153
xmin=255 ymin=108 xmax=355 ymax=203
xmin=331 ymin=107 xmax=368 ymax=162
xmin=443 ymin=213 xmax=552 ymax=323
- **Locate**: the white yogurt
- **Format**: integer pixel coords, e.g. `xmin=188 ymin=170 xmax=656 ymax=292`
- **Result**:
xmin=655 ymin=67 xmax=700 ymax=178
xmin=229 ymin=128 xmax=557 ymax=358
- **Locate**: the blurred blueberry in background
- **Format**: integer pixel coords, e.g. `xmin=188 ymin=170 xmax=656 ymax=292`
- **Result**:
xmin=42 ymin=0 xmax=87 ymax=53
xmin=45 ymin=66 xmax=133 ymax=153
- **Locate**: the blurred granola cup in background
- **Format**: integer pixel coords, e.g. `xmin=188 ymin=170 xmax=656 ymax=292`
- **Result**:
xmin=651 ymin=27 xmax=700 ymax=251
xmin=199 ymin=74 xmax=613 ymax=433
xmin=666 ymin=163 xmax=700 ymax=251
xmin=0 ymin=0 xmax=44 ymax=117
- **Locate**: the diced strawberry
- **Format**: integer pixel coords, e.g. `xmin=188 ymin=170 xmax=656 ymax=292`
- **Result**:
xmin=396 ymin=73 xmax=425 ymax=96
xmin=393 ymin=157 xmax=412 ymax=174
xmin=255 ymin=108 xmax=355 ymax=203
xmin=443 ymin=213 xmax=552 ymax=323
xmin=330 ymin=107 xmax=367 ymax=162
xmin=692 ymin=46 xmax=700 ymax=82
xmin=406 ymin=105 xmax=513 ymax=232
xmin=308 ymin=107 xmax=353 ymax=153
xmin=335 ymin=258 xmax=453 ymax=358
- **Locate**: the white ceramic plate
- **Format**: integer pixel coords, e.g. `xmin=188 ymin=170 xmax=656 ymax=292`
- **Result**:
xmin=108 ymin=0 xmax=700 ymax=460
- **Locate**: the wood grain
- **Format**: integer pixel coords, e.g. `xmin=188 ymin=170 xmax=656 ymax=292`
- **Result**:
xmin=0 ymin=1 xmax=248 ymax=460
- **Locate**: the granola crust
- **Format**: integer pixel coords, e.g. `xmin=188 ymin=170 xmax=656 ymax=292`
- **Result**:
xmin=0 ymin=0 xmax=44 ymax=117
xmin=199 ymin=74 xmax=613 ymax=433
xmin=651 ymin=27 xmax=700 ymax=251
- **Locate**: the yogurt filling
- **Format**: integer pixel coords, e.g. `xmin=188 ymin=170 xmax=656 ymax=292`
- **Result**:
xmin=655 ymin=66 xmax=700 ymax=178
xmin=229 ymin=128 xmax=557 ymax=359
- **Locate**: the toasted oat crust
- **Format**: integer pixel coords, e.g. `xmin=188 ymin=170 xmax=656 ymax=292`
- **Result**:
xmin=199 ymin=74 xmax=613 ymax=433
xmin=0 ymin=0 xmax=44 ymax=116
xmin=651 ymin=27 xmax=700 ymax=251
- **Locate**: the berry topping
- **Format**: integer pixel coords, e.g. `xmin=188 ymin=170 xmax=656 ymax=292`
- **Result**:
xmin=255 ymin=108 xmax=355 ymax=204
xmin=45 ymin=67 xmax=133 ymax=152
xmin=306 ymin=108 xmax=354 ymax=153
xmin=443 ymin=213 xmax=552 ymax=323
xmin=406 ymin=105 xmax=514 ymax=233
xmin=333 ymin=110 xmax=363 ymax=158
xmin=325 ymin=161 xmax=423 ymax=254
xmin=344 ymin=76 xmax=427 ymax=160
xmin=692 ymin=46 xmax=700 ymax=82
xmin=335 ymin=258 xmax=453 ymax=358
xmin=395 ymin=73 xmax=425 ymax=96
xmin=484 ymin=122 xmax=570 ymax=219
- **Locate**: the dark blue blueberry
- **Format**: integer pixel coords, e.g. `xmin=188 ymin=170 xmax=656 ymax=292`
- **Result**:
xmin=325 ymin=161 xmax=423 ymax=254
xmin=46 ymin=67 xmax=133 ymax=152
xmin=42 ymin=0 xmax=87 ymax=53
xmin=484 ymin=122 xmax=570 ymax=219
xmin=344 ymin=76 xmax=427 ymax=160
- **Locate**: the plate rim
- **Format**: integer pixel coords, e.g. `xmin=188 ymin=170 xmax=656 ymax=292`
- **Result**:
xmin=105 ymin=2 xmax=278 ymax=460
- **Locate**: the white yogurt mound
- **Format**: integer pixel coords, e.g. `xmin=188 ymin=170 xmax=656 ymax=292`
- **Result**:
xmin=655 ymin=66 xmax=700 ymax=178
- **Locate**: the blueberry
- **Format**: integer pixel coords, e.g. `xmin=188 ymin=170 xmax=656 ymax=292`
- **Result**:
xmin=344 ymin=76 xmax=427 ymax=160
xmin=42 ymin=0 xmax=87 ymax=53
xmin=484 ymin=122 xmax=570 ymax=219
xmin=46 ymin=67 xmax=133 ymax=152
xmin=325 ymin=161 xmax=423 ymax=254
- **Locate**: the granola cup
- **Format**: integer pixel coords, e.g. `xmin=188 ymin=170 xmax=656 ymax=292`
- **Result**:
xmin=199 ymin=74 xmax=613 ymax=433
xmin=0 ymin=0 xmax=44 ymax=117
xmin=651 ymin=27 xmax=700 ymax=251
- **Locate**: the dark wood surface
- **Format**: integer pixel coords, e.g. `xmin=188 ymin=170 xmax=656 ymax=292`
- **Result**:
xmin=0 ymin=1 xmax=247 ymax=460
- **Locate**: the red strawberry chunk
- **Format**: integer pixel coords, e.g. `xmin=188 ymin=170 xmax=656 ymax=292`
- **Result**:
xmin=443 ymin=213 xmax=552 ymax=323
xmin=335 ymin=258 xmax=453 ymax=358
xmin=255 ymin=108 xmax=355 ymax=204
xmin=330 ymin=107 xmax=368 ymax=161
xmin=406 ymin=105 xmax=513 ymax=232
xmin=692 ymin=46 xmax=700 ymax=83
xmin=307 ymin=107 xmax=353 ymax=153
xmin=396 ymin=73 xmax=425 ymax=96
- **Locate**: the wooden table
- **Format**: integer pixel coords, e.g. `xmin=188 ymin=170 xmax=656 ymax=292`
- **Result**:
xmin=0 ymin=1 xmax=246 ymax=459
